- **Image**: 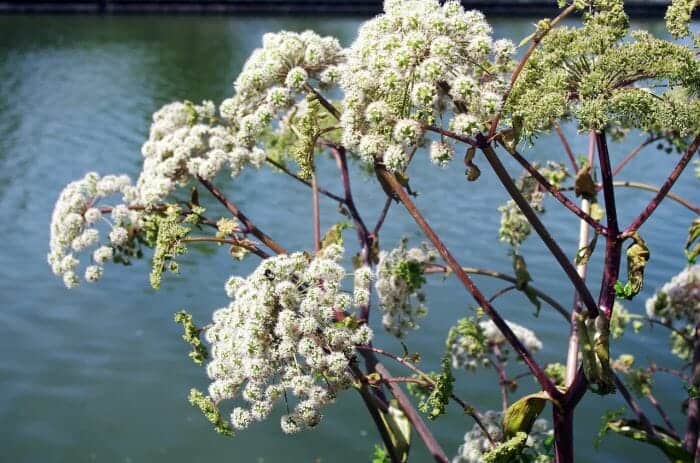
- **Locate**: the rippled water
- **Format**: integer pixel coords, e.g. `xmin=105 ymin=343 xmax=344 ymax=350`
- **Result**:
xmin=0 ymin=14 xmax=697 ymax=463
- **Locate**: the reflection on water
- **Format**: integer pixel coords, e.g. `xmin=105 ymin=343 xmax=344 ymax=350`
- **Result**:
xmin=0 ymin=14 xmax=697 ymax=463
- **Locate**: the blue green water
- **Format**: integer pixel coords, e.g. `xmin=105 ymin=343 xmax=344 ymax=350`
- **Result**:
xmin=0 ymin=14 xmax=697 ymax=463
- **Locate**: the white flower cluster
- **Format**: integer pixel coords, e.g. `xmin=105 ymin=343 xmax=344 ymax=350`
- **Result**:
xmin=451 ymin=319 xmax=543 ymax=371
xmin=203 ymin=245 xmax=373 ymax=434
xmin=646 ymin=265 xmax=700 ymax=323
xmin=219 ymin=30 xmax=342 ymax=147
xmin=340 ymin=0 xmax=514 ymax=170
xmin=48 ymin=172 xmax=137 ymax=288
xmin=375 ymin=241 xmax=436 ymax=337
xmin=353 ymin=265 xmax=373 ymax=307
xmin=136 ymin=101 xmax=259 ymax=206
xmin=452 ymin=411 xmax=552 ymax=463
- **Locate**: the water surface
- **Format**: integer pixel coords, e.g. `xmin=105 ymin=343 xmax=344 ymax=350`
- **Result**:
xmin=0 ymin=14 xmax=697 ymax=463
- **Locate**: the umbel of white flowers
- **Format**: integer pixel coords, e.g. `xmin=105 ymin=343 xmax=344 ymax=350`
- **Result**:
xmin=450 ymin=319 xmax=543 ymax=371
xmin=204 ymin=244 xmax=373 ymax=434
xmin=375 ymin=241 xmax=437 ymax=337
xmin=646 ymin=265 xmax=700 ymax=323
xmin=340 ymin=0 xmax=514 ymax=170
xmin=47 ymin=172 xmax=137 ymax=288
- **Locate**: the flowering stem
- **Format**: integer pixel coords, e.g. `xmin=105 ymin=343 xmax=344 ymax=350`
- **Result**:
xmin=595 ymin=131 xmax=621 ymax=319
xmin=424 ymin=264 xmax=569 ymax=320
xmin=566 ymin=131 xmax=595 ymax=386
xmin=497 ymin=142 xmax=608 ymax=236
xmin=311 ymin=172 xmax=321 ymax=253
xmin=182 ymin=236 xmax=270 ymax=259
xmin=374 ymin=363 xmax=450 ymax=463
xmin=266 ymin=156 xmax=346 ymax=204
xmin=487 ymin=3 xmax=577 ymax=138
xmin=684 ymin=323 xmax=700 ymax=455
xmin=350 ymin=362 xmax=404 ymax=463
xmin=647 ymin=392 xmax=679 ymax=439
xmin=423 ymin=124 xmax=477 ymax=147
xmin=610 ymin=134 xmax=662 ymax=177
xmin=480 ymin=143 xmax=599 ymax=318
xmin=198 ymin=177 xmax=287 ymax=255
xmin=356 ymin=344 xmax=494 ymax=445
xmin=492 ymin=344 xmax=510 ymax=412
xmin=613 ymin=373 xmax=658 ymax=439
xmin=373 ymin=197 xmax=394 ymax=236
xmin=552 ymin=120 xmax=578 ymax=172
xmin=622 ymin=136 xmax=700 ymax=238
xmin=611 ymin=181 xmax=700 ymax=214
xmin=375 ymin=165 xmax=562 ymax=403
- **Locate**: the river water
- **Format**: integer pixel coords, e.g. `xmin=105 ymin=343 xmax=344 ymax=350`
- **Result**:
xmin=0 ymin=14 xmax=697 ymax=463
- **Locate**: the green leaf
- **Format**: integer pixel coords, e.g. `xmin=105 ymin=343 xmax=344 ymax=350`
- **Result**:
xmin=378 ymin=401 xmax=412 ymax=463
xmin=464 ymin=147 xmax=481 ymax=181
xmin=577 ymin=313 xmax=616 ymax=395
xmin=174 ymin=310 xmax=208 ymax=365
xmin=574 ymin=161 xmax=597 ymax=200
xmin=371 ymin=444 xmax=391 ymax=463
xmin=604 ymin=419 xmax=692 ymax=462
xmin=188 ymin=388 xmax=234 ymax=437
xmin=616 ymin=232 xmax=650 ymax=300
xmin=320 ymin=221 xmax=352 ymax=250
xmin=502 ymin=391 xmax=549 ymax=439
xmin=685 ymin=218 xmax=700 ymax=264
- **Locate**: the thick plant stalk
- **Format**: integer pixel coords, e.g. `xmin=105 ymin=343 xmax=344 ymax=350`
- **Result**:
xmin=375 ymin=165 xmax=562 ymax=403
xmin=311 ymin=172 xmax=321 ymax=252
xmin=623 ymin=136 xmax=700 ymax=237
xmin=198 ymin=177 xmax=287 ymax=255
xmin=552 ymin=407 xmax=574 ymax=463
xmin=480 ymin=143 xmax=599 ymax=318
xmin=374 ymin=363 xmax=450 ymax=463
xmin=684 ymin=324 xmax=700 ymax=456
xmin=595 ymin=132 xmax=621 ymax=318
xmin=424 ymin=264 xmax=569 ymax=320
xmin=565 ymin=131 xmax=595 ymax=386
xmin=565 ymin=198 xmax=591 ymax=386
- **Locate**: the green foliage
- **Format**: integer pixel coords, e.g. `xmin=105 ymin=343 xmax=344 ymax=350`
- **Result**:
xmin=593 ymin=407 xmax=626 ymax=448
xmin=670 ymin=325 xmax=694 ymax=361
xmin=503 ymin=392 xmax=549 ymax=439
xmin=188 ymin=388 xmax=234 ymax=437
xmin=615 ymin=233 xmax=650 ymax=300
xmin=417 ymin=355 xmax=454 ymax=420
xmin=174 ymin=310 xmax=208 ymax=365
xmin=544 ymin=363 xmax=566 ymax=387
xmin=377 ymin=402 xmax=411 ymax=463
xmin=393 ymin=259 xmax=427 ymax=294
xmin=446 ymin=316 xmax=488 ymax=365
xmin=183 ymin=205 xmax=206 ymax=225
xmin=577 ymin=313 xmax=615 ymax=395
xmin=484 ymin=432 xmax=528 ymax=463
xmin=320 ymin=221 xmax=352 ymax=250
xmin=512 ymin=254 xmax=541 ymax=316
xmin=602 ymin=419 xmax=692 ymax=462
xmin=507 ymin=0 xmax=700 ymax=141
xmin=685 ymin=218 xmax=700 ymax=264
xmin=609 ymin=302 xmax=642 ymax=339
xmin=665 ymin=0 xmax=699 ymax=42
xmin=149 ymin=206 xmax=190 ymax=289
xmin=371 ymin=444 xmax=391 ymax=463
xmin=290 ymin=97 xmax=328 ymax=179
xmin=626 ymin=368 xmax=653 ymax=397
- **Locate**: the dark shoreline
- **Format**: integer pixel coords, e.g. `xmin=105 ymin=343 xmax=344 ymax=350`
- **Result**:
xmin=0 ymin=1 xmax=675 ymax=17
